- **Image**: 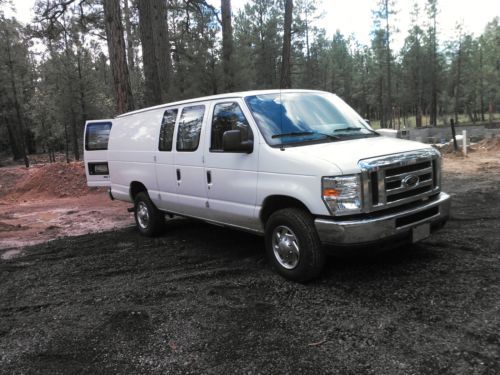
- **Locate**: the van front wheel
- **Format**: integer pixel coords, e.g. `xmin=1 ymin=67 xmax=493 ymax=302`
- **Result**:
xmin=265 ymin=208 xmax=325 ymax=282
xmin=134 ymin=192 xmax=165 ymax=237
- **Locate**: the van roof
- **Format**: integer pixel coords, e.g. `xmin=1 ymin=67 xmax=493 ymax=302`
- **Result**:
xmin=115 ymin=89 xmax=331 ymax=118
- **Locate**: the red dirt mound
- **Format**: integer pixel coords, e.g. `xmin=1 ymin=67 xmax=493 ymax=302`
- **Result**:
xmin=6 ymin=162 xmax=95 ymax=201
xmin=0 ymin=167 xmax=30 ymax=197
xmin=474 ymin=136 xmax=500 ymax=152
xmin=0 ymin=162 xmax=132 ymax=252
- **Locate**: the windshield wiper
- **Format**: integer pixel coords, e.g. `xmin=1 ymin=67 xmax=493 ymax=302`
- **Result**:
xmin=272 ymin=131 xmax=315 ymax=139
xmin=272 ymin=131 xmax=341 ymax=141
xmin=333 ymin=127 xmax=362 ymax=132
xmin=316 ymin=132 xmax=340 ymax=140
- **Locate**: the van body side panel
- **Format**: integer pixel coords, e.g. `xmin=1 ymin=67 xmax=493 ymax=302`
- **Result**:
xmin=203 ymin=99 xmax=261 ymax=230
xmin=107 ymin=110 xmax=163 ymax=203
xmin=107 ymin=151 xmax=157 ymax=202
xmin=83 ymin=120 xmax=114 ymax=187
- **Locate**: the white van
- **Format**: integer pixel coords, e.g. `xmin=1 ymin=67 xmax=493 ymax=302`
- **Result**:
xmin=84 ymin=90 xmax=450 ymax=281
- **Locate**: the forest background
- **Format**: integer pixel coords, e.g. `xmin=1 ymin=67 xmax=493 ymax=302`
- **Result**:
xmin=0 ymin=0 xmax=499 ymax=165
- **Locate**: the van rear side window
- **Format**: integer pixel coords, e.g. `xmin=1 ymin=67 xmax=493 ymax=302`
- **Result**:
xmin=159 ymin=108 xmax=178 ymax=151
xmin=85 ymin=122 xmax=112 ymax=150
xmin=177 ymin=105 xmax=205 ymax=152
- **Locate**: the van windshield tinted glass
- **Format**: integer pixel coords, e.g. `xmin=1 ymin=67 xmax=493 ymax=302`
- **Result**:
xmin=245 ymin=92 xmax=377 ymax=146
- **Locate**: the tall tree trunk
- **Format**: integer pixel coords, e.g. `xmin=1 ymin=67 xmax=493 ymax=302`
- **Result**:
xmin=2 ymin=109 xmax=24 ymax=160
xmin=416 ymin=105 xmax=422 ymax=128
xmin=466 ymin=104 xmax=474 ymax=124
xmin=76 ymin=49 xmax=86 ymax=160
xmin=64 ymin=120 xmax=70 ymax=163
xmin=256 ymin=5 xmax=268 ymax=87
xmin=384 ymin=0 xmax=393 ymax=129
xmin=378 ymin=75 xmax=386 ymax=128
xmin=430 ymin=10 xmax=438 ymax=127
xmin=138 ymin=0 xmax=171 ymax=105
xmin=362 ymin=56 xmax=369 ymax=118
xmin=77 ymin=50 xmax=87 ymax=123
xmin=416 ymin=36 xmax=423 ymax=128
xmin=221 ymin=0 xmax=234 ymax=91
xmin=330 ymin=69 xmax=336 ymax=93
xmin=122 ymin=0 xmax=135 ymax=71
xmin=5 ymin=32 xmax=29 ymax=167
xmin=138 ymin=0 xmax=160 ymax=105
xmin=479 ymin=39 xmax=485 ymax=122
xmin=304 ymin=3 xmax=311 ymax=85
xmin=280 ymin=0 xmax=293 ymax=89
xmin=70 ymin=106 xmax=80 ymax=161
xmin=488 ymin=101 xmax=493 ymax=125
xmin=454 ymin=40 xmax=462 ymax=125
xmin=152 ymin=0 xmax=171 ymax=102
xmin=103 ymin=0 xmax=135 ymax=114
xmin=62 ymin=26 xmax=80 ymax=161
xmin=209 ymin=49 xmax=218 ymax=94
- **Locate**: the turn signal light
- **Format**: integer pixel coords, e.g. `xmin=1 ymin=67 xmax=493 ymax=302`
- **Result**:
xmin=323 ymin=188 xmax=340 ymax=197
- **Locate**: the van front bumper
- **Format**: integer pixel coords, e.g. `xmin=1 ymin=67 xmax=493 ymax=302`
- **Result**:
xmin=314 ymin=192 xmax=450 ymax=245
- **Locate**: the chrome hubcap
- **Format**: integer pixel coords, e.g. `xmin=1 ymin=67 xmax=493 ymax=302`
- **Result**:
xmin=272 ymin=225 xmax=300 ymax=270
xmin=136 ymin=202 xmax=150 ymax=229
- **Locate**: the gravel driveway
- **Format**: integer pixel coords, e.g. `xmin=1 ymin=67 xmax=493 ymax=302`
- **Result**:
xmin=1 ymin=169 xmax=499 ymax=374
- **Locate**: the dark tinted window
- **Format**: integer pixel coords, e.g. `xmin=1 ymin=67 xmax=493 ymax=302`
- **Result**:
xmin=159 ymin=108 xmax=178 ymax=151
xmin=85 ymin=122 xmax=112 ymax=150
xmin=176 ymin=105 xmax=205 ymax=151
xmin=210 ymin=102 xmax=253 ymax=151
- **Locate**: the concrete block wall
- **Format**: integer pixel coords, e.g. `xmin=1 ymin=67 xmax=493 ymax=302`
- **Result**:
xmin=401 ymin=125 xmax=500 ymax=143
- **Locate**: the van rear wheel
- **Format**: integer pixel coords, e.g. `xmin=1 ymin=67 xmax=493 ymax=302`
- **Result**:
xmin=134 ymin=192 xmax=165 ymax=237
xmin=265 ymin=208 xmax=325 ymax=282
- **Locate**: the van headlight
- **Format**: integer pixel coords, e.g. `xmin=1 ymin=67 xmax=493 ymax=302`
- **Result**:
xmin=322 ymin=175 xmax=362 ymax=215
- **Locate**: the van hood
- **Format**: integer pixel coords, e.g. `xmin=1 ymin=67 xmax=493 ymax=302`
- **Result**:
xmin=284 ymin=136 xmax=433 ymax=174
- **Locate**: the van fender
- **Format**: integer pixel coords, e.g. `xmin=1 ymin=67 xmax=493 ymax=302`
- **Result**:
xmin=255 ymin=173 xmax=330 ymax=221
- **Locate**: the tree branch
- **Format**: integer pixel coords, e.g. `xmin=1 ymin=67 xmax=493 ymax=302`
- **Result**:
xmin=183 ymin=0 xmax=221 ymax=25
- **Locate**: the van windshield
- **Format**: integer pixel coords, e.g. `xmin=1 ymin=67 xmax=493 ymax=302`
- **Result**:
xmin=245 ymin=92 xmax=377 ymax=146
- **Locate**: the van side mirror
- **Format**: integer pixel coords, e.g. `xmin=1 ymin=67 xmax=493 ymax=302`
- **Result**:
xmin=222 ymin=129 xmax=253 ymax=153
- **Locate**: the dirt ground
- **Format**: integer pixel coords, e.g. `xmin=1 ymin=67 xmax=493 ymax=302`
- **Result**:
xmin=0 ymin=142 xmax=499 ymax=374
xmin=0 ymin=162 xmax=133 ymax=258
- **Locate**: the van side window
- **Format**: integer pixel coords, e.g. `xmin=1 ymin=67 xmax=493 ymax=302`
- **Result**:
xmin=159 ymin=108 xmax=178 ymax=151
xmin=85 ymin=122 xmax=112 ymax=150
xmin=177 ymin=105 xmax=205 ymax=152
xmin=210 ymin=102 xmax=253 ymax=152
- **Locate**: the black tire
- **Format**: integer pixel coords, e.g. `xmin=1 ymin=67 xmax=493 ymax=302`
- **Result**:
xmin=134 ymin=191 xmax=165 ymax=237
xmin=265 ymin=208 xmax=325 ymax=282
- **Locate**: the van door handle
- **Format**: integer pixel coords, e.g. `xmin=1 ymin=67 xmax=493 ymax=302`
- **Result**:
xmin=206 ymin=170 xmax=212 ymax=184
xmin=176 ymin=169 xmax=181 ymax=181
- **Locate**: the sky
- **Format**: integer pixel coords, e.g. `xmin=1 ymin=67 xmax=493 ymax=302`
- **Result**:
xmin=4 ymin=0 xmax=500 ymax=51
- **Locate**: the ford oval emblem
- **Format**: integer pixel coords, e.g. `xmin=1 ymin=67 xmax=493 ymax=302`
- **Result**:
xmin=402 ymin=174 xmax=419 ymax=188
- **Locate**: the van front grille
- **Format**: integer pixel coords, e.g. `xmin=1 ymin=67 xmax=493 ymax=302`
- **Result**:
xmin=385 ymin=161 xmax=431 ymax=176
xmin=359 ymin=149 xmax=441 ymax=213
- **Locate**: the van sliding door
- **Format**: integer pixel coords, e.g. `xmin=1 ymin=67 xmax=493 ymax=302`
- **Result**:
xmin=174 ymin=104 xmax=209 ymax=218
xmin=83 ymin=120 xmax=113 ymax=187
